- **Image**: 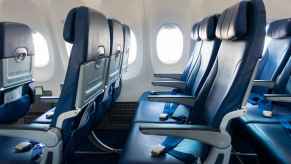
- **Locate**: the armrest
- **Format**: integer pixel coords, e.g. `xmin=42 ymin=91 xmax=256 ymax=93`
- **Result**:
xmin=264 ymin=94 xmax=291 ymax=103
xmin=0 ymin=124 xmax=61 ymax=147
xmin=253 ymin=80 xmax=275 ymax=88
xmin=149 ymin=91 xmax=171 ymax=95
xmin=152 ymin=80 xmax=186 ymax=90
xmin=40 ymin=96 xmax=60 ymax=104
xmin=147 ymin=95 xmax=196 ymax=107
xmin=139 ymin=123 xmax=231 ymax=149
xmin=153 ymin=73 xmax=182 ymax=80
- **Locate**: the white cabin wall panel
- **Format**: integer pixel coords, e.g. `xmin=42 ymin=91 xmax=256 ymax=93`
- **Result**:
xmin=263 ymin=0 xmax=291 ymax=22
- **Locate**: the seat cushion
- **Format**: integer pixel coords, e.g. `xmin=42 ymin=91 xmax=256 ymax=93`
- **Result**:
xmin=239 ymin=103 xmax=291 ymax=124
xmin=244 ymin=123 xmax=291 ymax=163
xmin=32 ymin=108 xmax=55 ymax=124
xmin=119 ymin=123 xmax=208 ymax=164
xmin=135 ymin=92 xmax=190 ymax=123
xmin=0 ymin=135 xmax=41 ymax=164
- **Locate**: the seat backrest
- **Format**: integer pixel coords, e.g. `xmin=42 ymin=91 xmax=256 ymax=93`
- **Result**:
xmin=181 ymin=23 xmax=202 ymax=81
xmin=185 ymin=15 xmax=221 ymax=96
xmin=121 ymin=24 xmax=131 ymax=74
xmin=194 ymin=0 xmax=266 ymax=128
xmin=253 ymin=19 xmax=291 ymax=94
xmin=0 ymin=22 xmax=33 ymax=89
xmin=0 ymin=22 xmax=34 ymax=123
xmin=52 ymin=6 xmax=110 ymax=128
xmin=107 ymin=19 xmax=124 ymax=88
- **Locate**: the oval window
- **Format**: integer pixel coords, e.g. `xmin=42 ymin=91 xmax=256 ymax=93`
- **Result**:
xmin=32 ymin=32 xmax=50 ymax=68
xmin=128 ymin=29 xmax=137 ymax=64
xmin=156 ymin=24 xmax=183 ymax=64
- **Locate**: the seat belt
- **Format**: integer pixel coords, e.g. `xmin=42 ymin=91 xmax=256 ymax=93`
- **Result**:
xmin=248 ymin=93 xmax=265 ymax=105
xmin=159 ymin=90 xmax=179 ymax=120
xmin=151 ymin=137 xmax=199 ymax=163
xmin=258 ymin=98 xmax=291 ymax=134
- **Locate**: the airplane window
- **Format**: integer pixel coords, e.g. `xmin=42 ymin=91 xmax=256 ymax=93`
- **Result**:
xmin=128 ymin=29 xmax=137 ymax=64
xmin=156 ymin=24 xmax=183 ymax=64
xmin=65 ymin=42 xmax=72 ymax=56
xmin=32 ymin=32 xmax=50 ymax=68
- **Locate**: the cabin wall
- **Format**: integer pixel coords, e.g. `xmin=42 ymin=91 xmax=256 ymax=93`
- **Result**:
xmin=0 ymin=0 xmax=291 ymax=101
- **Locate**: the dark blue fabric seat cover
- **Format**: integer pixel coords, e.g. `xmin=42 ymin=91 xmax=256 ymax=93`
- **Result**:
xmin=120 ymin=1 xmax=266 ymax=163
xmin=135 ymin=15 xmax=221 ymax=123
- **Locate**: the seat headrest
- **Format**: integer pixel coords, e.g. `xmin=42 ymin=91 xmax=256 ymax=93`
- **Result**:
xmin=122 ymin=24 xmax=130 ymax=52
xmin=199 ymin=15 xmax=219 ymax=41
xmin=108 ymin=19 xmax=124 ymax=56
xmin=267 ymin=18 xmax=291 ymax=39
xmin=63 ymin=7 xmax=78 ymax=43
xmin=191 ymin=23 xmax=200 ymax=41
xmin=63 ymin=6 xmax=110 ymax=61
xmin=216 ymin=1 xmax=248 ymax=40
xmin=0 ymin=22 xmax=34 ymax=59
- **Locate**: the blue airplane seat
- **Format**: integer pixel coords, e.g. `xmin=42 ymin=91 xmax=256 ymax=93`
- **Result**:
xmin=239 ymin=18 xmax=291 ymax=124
xmin=111 ymin=24 xmax=131 ymax=102
xmin=0 ymin=22 xmax=34 ymax=123
xmin=120 ymin=0 xmax=266 ymax=163
xmin=230 ymin=18 xmax=291 ymax=163
xmin=0 ymin=6 xmax=111 ymax=164
xmin=99 ymin=19 xmax=124 ymax=111
xmin=139 ymin=23 xmax=203 ymax=102
xmin=134 ymin=15 xmax=221 ymax=124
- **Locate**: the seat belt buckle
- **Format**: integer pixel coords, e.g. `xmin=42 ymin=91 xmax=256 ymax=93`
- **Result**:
xmin=15 ymin=142 xmax=33 ymax=153
xmin=151 ymin=144 xmax=166 ymax=157
xmin=159 ymin=113 xmax=169 ymax=120
xmin=262 ymin=110 xmax=272 ymax=118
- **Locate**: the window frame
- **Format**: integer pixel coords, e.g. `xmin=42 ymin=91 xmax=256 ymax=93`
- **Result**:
xmin=155 ymin=23 xmax=184 ymax=65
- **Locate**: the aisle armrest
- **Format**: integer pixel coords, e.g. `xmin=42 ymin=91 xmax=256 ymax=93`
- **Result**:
xmin=147 ymin=95 xmax=196 ymax=107
xmin=152 ymin=80 xmax=186 ymax=90
xmin=0 ymin=124 xmax=61 ymax=147
xmin=264 ymin=94 xmax=291 ymax=103
xmin=153 ymin=73 xmax=182 ymax=80
xmin=40 ymin=96 xmax=60 ymax=104
xmin=253 ymin=80 xmax=275 ymax=88
xmin=140 ymin=123 xmax=231 ymax=149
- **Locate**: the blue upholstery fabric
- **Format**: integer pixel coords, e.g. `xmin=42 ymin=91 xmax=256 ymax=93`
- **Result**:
xmin=201 ymin=0 xmax=265 ymax=127
xmin=0 ymin=94 xmax=32 ymax=123
xmin=240 ymin=33 xmax=291 ymax=124
xmin=215 ymin=1 xmax=248 ymax=40
xmin=0 ymin=22 xmax=34 ymax=123
xmin=240 ymin=103 xmax=291 ymax=124
xmin=190 ymin=23 xmax=201 ymax=42
xmin=135 ymin=93 xmax=191 ymax=123
xmin=119 ymin=123 xmax=208 ymax=164
xmin=51 ymin=6 xmax=90 ymax=129
xmin=0 ymin=135 xmax=40 ymax=164
xmin=122 ymin=1 xmax=266 ymax=163
xmin=135 ymin=15 xmax=221 ymax=124
xmin=199 ymin=15 xmax=218 ymax=41
xmin=249 ymin=33 xmax=291 ymax=101
xmin=267 ymin=18 xmax=291 ymax=39
xmin=243 ymin=123 xmax=291 ymax=163
xmin=49 ymin=7 xmax=111 ymax=162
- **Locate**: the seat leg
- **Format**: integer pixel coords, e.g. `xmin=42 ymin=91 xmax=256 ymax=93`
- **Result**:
xmin=88 ymin=131 xmax=122 ymax=154
xmin=204 ymin=145 xmax=232 ymax=164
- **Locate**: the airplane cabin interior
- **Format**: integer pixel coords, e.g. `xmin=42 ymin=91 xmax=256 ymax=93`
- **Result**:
xmin=0 ymin=0 xmax=290 ymax=163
